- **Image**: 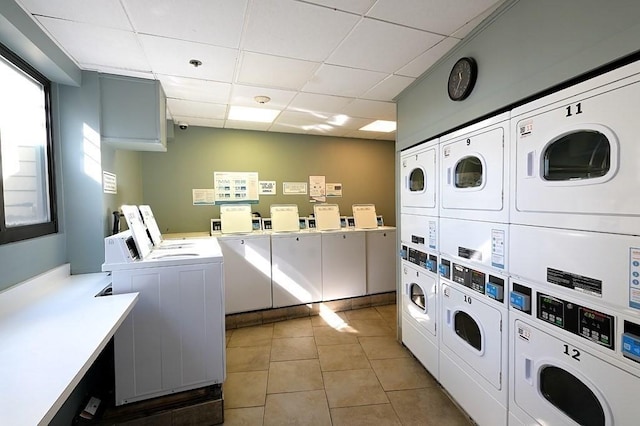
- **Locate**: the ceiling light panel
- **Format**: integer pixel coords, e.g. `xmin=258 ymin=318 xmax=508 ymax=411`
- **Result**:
xmin=368 ymin=0 xmax=502 ymax=36
xmin=327 ymin=18 xmax=444 ymax=74
xmin=303 ymin=64 xmax=386 ymax=98
xmin=139 ymin=35 xmax=237 ymax=81
xmin=228 ymin=106 xmax=280 ymax=123
xmin=238 ymin=52 xmax=320 ymax=91
xmin=158 ymin=75 xmax=231 ymax=104
xmin=35 ymin=17 xmax=150 ymax=71
xmin=18 ymin=0 xmax=133 ymax=30
xmin=122 ymin=0 xmax=248 ymax=48
xmin=243 ymin=0 xmax=360 ymax=62
xmin=360 ymin=120 xmax=396 ymax=132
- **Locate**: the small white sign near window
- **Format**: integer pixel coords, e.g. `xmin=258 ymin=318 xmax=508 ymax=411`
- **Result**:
xmin=103 ymin=171 xmax=117 ymax=194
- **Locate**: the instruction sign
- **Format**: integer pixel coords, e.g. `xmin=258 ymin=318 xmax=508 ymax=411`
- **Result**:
xmin=214 ymin=171 xmax=259 ymax=204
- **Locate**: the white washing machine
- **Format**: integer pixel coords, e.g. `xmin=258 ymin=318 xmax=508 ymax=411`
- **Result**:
xmin=440 ymin=217 xmax=508 ymax=274
xmin=510 ymin=59 xmax=640 ymax=235
xmin=400 ymin=137 xmax=439 ymax=217
xmin=401 ymin=260 xmax=439 ymax=380
xmin=508 ymin=278 xmax=640 ymax=425
xmin=510 ymin=224 xmax=640 ymax=313
xmin=439 ymin=112 xmax=510 ymax=224
xmin=438 ymin=257 xmax=508 ymax=426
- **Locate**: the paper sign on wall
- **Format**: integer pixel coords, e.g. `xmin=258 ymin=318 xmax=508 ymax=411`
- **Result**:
xmin=193 ymin=189 xmax=215 ymax=205
xmin=283 ymin=182 xmax=307 ymax=194
xmin=326 ymin=183 xmax=342 ymax=197
xmin=259 ymin=180 xmax=277 ymax=195
xmin=103 ymin=171 xmax=117 ymax=194
xmin=214 ymin=171 xmax=259 ymax=204
xmin=310 ymin=175 xmax=326 ymax=202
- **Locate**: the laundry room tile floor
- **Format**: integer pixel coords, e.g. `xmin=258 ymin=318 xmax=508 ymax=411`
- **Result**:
xmin=222 ymin=304 xmax=472 ymax=425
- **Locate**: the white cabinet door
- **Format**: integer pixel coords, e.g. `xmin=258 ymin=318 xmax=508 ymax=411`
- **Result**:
xmin=271 ymin=233 xmax=322 ymax=307
xmin=322 ymin=231 xmax=366 ymax=300
xmin=366 ymin=228 xmax=396 ymax=294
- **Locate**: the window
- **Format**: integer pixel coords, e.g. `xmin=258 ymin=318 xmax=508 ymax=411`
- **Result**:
xmin=408 ymin=167 xmax=425 ymax=192
xmin=410 ymin=283 xmax=426 ymax=312
xmin=0 ymin=43 xmax=56 ymax=244
xmin=543 ymin=130 xmax=610 ymax=181
xmin=454 ymin=311 xmax=482 ymax=351
xmin=455 ymin=156 xmax=483 ymax=188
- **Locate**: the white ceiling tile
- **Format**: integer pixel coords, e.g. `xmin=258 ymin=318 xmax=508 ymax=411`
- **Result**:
xmin=396 ymin=37 xmax=460 ymax=77
xmin=167 ymin=99 xmax=227 ymax=119
xmin=287 ymin=93 xmax=352 ymax=115
xmin=158 ymin=75 xmax=231 ymax=104
xmin=302 ymin=0 xmax=376 ymax=14
xmin=172 ymin=116 xmax=224 ymax=128
xmin=238 ymin=52 xmax=319 ymax=90
xmin=451 ymin=0 xmax=506 ymax=39
xmin=225 ymin=120 xmax=272 ymax=132
xmin=36 ymin=17 xmax=150 ymax=71
xmin=122 ymin=0 xmax=248 ymax=48
xmin=367 ymin=0 xmax=502 ymax=35
xmin=344 ymin=129 xmax=396 ymax=140
xmin=362 ymin=74 xmax=415 ymax=101
xmin=327 ymin=18 xmax=443 ymax=73
xmin=18 ymin=0 xmax=132 ymax=30
xmin=139 ymin=35 xmax=237 ymax=82
xmin=306 ymin=125 xmax=352 ymax=137
xmin=303 ymin=64 xmax=386 ymax=98
xmin=342 ymin=99 xmax=396 ymax=121
xmin=243 ymin=0 xmax=359 ymax=62
xmin=229 ymin=84 xmax=296 ymax=109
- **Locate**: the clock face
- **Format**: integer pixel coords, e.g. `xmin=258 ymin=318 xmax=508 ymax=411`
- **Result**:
xmin=448 ymin=57 xmax=477 ymax=101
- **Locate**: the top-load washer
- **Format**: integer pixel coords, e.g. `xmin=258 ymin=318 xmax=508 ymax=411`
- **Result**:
xmin=400 ymin=138 xmax=439 ymax=217
xmin=510 ymin=59 xmax=640 ymax=235
xmin=439 ymin=112 xmax=510 ymax=224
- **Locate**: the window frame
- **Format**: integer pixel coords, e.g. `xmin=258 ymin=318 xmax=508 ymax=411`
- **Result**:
xmin=0 ymin=42 xmax=57 ymax=245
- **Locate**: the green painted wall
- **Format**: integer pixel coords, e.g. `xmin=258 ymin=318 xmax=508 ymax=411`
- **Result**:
xmin=141 ymin=126 xmax=396 ymax=233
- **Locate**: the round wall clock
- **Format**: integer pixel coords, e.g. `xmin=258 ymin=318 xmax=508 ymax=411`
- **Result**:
xmin=447 ymin=57 xmax=478 ymax=101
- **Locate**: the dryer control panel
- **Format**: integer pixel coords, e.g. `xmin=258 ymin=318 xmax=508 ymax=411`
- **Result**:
xmin=537 ymin=293 xmax=614 ymax=350
xmin=401 ymin=244 xmax=438 ymax=274
xmin=448 ymin=261 xmax=505 ymax=302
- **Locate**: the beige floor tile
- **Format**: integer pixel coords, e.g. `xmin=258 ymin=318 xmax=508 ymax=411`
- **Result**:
xmin=313 ymin=325 xmax=359 ymax=346
xmin=330 ymin=403 xmax=402 ymax=426
xmin=226 ymin=345 xmax=271 ymax=373
xmin=263 ymin=390 xmax=331 ymax=426
xmin=317 ymin=343 xmax=370 ymax=371
xmin=358 ymin=336 xmax=411 ymax=360
xmin=225 ymin=329 xmax=233 ymax=347
xmin=370 ymin=357 xmax=437 ymax=391
xmin=323 ymin=369 xmax=389 ymax=408
xmin=273 ymin=317 xmax=313 ymax=338
xmin=348 ymin=319 xmax=395 ymax=337
xmin=223 ymin=406 xmax=264 ymax=425
xmin=311 ymin=310 xmax=348 ymax=327
xmin=267 ymin=359 xmax=324 ymax=394
xmin=387 ymin=388 xmax=472 ymax=426
xmin=344 ymin=307 xmax=383 ymax=320
xmin=224 ymin=371 xmax=268 ymax=409
xmin=270 ymin=336 xmax=318 ymax=361
xmin=375 ymin=305 xmax=398 ymax=324
xmin=227 ymin=325 xmax=274 ymax=348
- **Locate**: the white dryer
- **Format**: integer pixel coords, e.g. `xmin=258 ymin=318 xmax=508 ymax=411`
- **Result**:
xmin=438 ymin=257 xmax=508 ymax=426
xmin=439 ymin=112 xmax=510 ymax=224
xmin=400 ymin=138 xmax=438 ymax=217
xmin=508 ymin=278 xmax=640 ymax=426
xmin=439 ymin=217 xmax=508 ymax=274
xmin=510 ymin=59 xmax=640 ymax=235
xmin=510 ymin=224 xmax=640 ymax=313
xmin=401 ymin=259 xmax=439 ymax=380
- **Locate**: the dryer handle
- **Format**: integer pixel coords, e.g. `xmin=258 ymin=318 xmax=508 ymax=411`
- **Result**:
xmin=446 ymin=308 xmax=452 ymax=327
xmin=524 ymin=357 xmax=533 ymax=386
xmin=526 ymin=151 xmax=536 ymax=177
xmin=447 ymin=167 xmax=452 ymax=186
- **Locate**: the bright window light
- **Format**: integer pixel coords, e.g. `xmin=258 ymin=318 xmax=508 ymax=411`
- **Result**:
xmin=360 ymin=120 xmax=396 ymax=132
xmin=228 ymin=106 xmax=280 ymax=123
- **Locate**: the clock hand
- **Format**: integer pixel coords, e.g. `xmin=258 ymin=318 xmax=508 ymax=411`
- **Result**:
xmin=456 ymin=72 xmax=462 ymax=91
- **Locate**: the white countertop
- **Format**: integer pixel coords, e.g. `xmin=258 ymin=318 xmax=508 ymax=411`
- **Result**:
xmin=0 ymin=265 xmax=138 ymax=426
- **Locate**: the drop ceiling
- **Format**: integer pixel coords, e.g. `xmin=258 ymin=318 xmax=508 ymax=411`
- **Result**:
xmin=16 ymin=0 xmax=504 ymax=141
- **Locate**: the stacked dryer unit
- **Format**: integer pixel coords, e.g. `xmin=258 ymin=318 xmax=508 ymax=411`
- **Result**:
xmin=437 ymin=112 xmax=510 ymax=426
xmin=399 ymin=138 xmax=441 ymax=380
xmin=508 ymin=60 xmax=640 ymax=425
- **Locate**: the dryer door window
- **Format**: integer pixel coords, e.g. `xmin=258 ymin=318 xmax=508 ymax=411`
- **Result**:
xmin=408 ymin=167 xmax=425 ymax=192
xmin=543 ymin=130 xmax=610 ymax=181
xmin=410 ymin=283 xmax=426 ymax=313
xmin=454 ymin=156 xmax=483 ymax=188
xmin=454 ymin=311 xmax=481 ymax=351
xmin=539 ymin=366 xmax=605 ymax=426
